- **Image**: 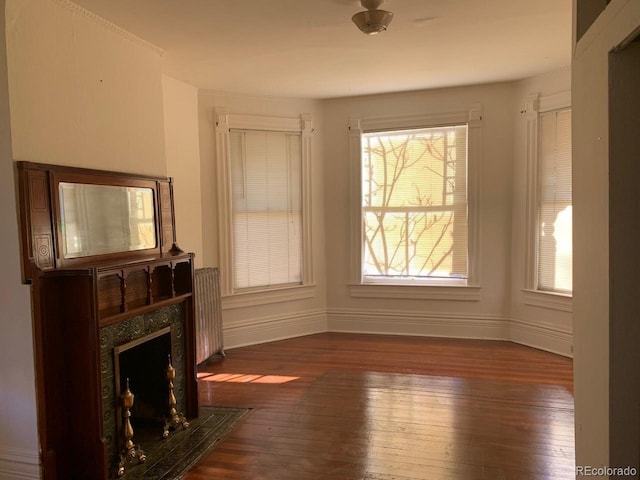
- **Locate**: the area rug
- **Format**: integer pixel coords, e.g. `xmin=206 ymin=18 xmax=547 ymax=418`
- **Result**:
xmin=121 ymin=406 xmax=250 ymax=480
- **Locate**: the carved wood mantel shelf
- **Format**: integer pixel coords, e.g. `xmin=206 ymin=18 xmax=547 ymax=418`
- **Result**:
xmin=16 ymin=162 xmax=198 ymax=480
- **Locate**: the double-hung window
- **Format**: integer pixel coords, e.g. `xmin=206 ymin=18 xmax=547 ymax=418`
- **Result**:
xmin=349 ymin=105 xmax=481 ymax=297
xmin=524 ymin=91 xmax=572 ymax=300
xmin=215 ymin=111 xmax=314 ymax=303
xmin=361 ymin=125 xmax=468 ymax=283
xmin=230 ymin=130 xmax=302 ymax=290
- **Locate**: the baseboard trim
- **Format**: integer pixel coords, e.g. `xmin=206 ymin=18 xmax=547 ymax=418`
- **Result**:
xmin=327 ymin=308 xmax=510 ymax=340
xmin=224 ymin=309 xmax=327 ymax=349
xmin=0 ymin=447 xmax=40 ymax=480
xmin=509 ymin=318 xmax=573 ymax=357
xmin=221 ymin=308 xmax=572 ymax=358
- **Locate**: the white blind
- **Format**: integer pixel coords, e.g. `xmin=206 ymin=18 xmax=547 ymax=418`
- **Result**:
xmin=537 ymin=108 xmax=572 ymax=293
xmin=361 ymin=125 xmax=468 ymax=280
xmin=230 ymin=130 xmax=302 ymax=290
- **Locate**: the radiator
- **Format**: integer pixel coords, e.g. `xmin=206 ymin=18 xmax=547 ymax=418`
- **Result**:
xmin=194 ymin=267 xmax=225 ymax=363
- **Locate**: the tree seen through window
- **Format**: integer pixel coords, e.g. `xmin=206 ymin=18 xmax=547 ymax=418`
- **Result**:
xmin=361 ymin=125 xmax=468 ymax=281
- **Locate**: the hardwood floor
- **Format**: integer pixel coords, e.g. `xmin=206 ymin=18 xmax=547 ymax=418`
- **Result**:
xmin=185 ymin=333 xmax=574 ymax=480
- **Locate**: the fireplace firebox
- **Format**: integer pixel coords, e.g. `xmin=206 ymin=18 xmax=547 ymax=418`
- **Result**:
xmin=115 ymin=328 xmax=173 ymax=424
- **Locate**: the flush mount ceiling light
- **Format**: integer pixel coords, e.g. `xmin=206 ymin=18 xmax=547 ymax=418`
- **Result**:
xmin=352 ymin=0 xmax=394 ymax=35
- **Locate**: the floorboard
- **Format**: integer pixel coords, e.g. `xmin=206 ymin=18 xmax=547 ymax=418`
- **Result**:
xmin=184 ymin=333 xmax=574 ymax=480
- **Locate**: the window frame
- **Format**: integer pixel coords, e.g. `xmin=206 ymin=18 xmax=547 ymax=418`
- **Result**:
xmin=348 ymin=105 xmax=482 ymax=301
xmin=215 ymin=109 xmax=315 ymax=307
xmin=523 ymin=91 xmax=573 ymax=309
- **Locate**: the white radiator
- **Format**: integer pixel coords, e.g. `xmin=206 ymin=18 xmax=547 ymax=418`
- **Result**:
xmin=194 ymin=267 xmax=225 ymax=363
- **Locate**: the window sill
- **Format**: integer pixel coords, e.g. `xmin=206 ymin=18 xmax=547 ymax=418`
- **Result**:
xmin=522 ymin=289 xmax=573 ymax=312
xmin=222 ymin=284 xmax=316 ymax=310
xmin=349 ymin=283 xmax=481 ymax=301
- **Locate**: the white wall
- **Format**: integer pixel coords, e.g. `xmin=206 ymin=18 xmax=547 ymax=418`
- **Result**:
xmin=3 ymin=0 xmax=169 ymax=477
xmin=572 ymin=0 xmax=640 ymax=471
xmin=6 ymin=0 xmax=166 ymax=176
xmin=0 ymin=1 xmax=40 ymax=477
xmin=162 ymin=75 xmax=204 ymax=267
xmin=198 ymin=91 xmax=327 ymax=347
xmin=509 ymin=67 xmax=573 ymax=356
xmin=323 ymin=83 xmax=516 ymax=339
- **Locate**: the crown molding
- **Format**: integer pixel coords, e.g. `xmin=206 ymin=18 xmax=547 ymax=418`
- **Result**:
xmin=51 ymin=0 xmax=165 ymax=56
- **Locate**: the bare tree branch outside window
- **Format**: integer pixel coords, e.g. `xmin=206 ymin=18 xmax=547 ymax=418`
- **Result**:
xmin=362 ymin=125 xmax=468 ymax=280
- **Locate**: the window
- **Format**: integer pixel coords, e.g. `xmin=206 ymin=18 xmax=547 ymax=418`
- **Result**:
xmin=348 ymin=105 xmax=481 ymax=297
xmin=215 ymin=111 xmax=314 ymax=303
xmin=361 ymin=125 xmax=468 ymax=283
xmin=230 ymin=130 xmax=302 ymax=290
xmin=537 ymin=108 xmax=572 ymax=293
xmin=524 ymin=91 xmax=572 ymax=300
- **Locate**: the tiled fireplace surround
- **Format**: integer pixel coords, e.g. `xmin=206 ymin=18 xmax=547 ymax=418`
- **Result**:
xmin=99 ymin=304 xmax=187 ymax=475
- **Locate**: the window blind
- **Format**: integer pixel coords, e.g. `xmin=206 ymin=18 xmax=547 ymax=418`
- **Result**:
xmin=537 ymin=109 xmax=572 ymax=293
xmin=230 ymin=130 xmax=302 ymax=290
xmin=361 ymin=125 xmax=468 ymax=281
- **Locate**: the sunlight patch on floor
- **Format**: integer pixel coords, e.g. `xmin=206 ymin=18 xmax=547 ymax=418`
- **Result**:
xmin=197 ymin=372 xmax=300 ymax=384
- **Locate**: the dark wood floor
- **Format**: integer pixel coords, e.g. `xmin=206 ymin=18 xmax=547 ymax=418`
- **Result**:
xmin=185 ymin=333 xmax=574 ymax=480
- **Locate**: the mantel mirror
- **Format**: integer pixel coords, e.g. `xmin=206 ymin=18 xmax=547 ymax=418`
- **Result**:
xmin=17 ymin=162 xmax=179 ymax=281
xmin=58 ymin=181 xmax=157 ymax=258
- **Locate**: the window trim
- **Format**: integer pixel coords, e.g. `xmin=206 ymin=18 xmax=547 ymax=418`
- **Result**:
xmin=523 ymin=90 xmax=573 ymax=300
xmin=215 ymin=109 xmax=314 ymax=300
xmin=522 ymin=288 xmax=572 ymax=312
xmin=348 ymin=105 xmax=482 ymax=299
xmin=222 ymin=284 xmax=316 ymax=310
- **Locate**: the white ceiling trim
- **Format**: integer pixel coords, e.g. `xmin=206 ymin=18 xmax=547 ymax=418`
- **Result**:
xmin=52 ymin=0 xmax=165 ymax=56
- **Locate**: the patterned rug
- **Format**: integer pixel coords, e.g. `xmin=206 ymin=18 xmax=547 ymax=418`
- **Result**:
xmin=120 ymin=406 xmax=250 ymax=480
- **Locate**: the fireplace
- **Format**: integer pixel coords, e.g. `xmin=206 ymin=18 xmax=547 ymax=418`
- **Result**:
xmin=18 ymin=162 xmax=198 ymax=479
xmin=100 ymin=304 xmax=188 ymax=477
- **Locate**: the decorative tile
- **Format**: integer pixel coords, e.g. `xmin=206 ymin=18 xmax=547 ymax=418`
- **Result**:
xmin=119 ymin=407 xmax=250 ymax=480
xmin=100 ymin=305 xmax=187 ymax=477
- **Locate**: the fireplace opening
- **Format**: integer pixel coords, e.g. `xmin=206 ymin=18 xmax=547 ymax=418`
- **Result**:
xmin=114 ymin=326 xmax=172 ymax=429
xmin=102 ymin=306 xmax=190 ymax=478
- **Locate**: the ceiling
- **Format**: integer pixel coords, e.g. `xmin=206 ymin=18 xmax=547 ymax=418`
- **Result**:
xmin=71 ymin=0 xmax=572 ymax=99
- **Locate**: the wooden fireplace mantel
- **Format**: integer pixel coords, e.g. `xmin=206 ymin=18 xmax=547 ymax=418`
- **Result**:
xmin=16 ymin=162 xmax=199 ymax=480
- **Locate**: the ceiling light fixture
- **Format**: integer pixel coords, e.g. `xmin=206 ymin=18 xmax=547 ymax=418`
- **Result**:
xmin=352 ymin=0 xmax=394 ymax=35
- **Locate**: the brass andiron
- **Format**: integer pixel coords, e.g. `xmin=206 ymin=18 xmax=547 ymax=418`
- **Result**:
xmin=163 ymin=354 xmax=189 ymax=438
xmin=118 ymin=378 xmax=146 ymax=477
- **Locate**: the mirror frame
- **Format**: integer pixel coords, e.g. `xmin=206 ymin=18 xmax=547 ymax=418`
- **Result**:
xmin=17 ymin=161 xmax=180 ymax=282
